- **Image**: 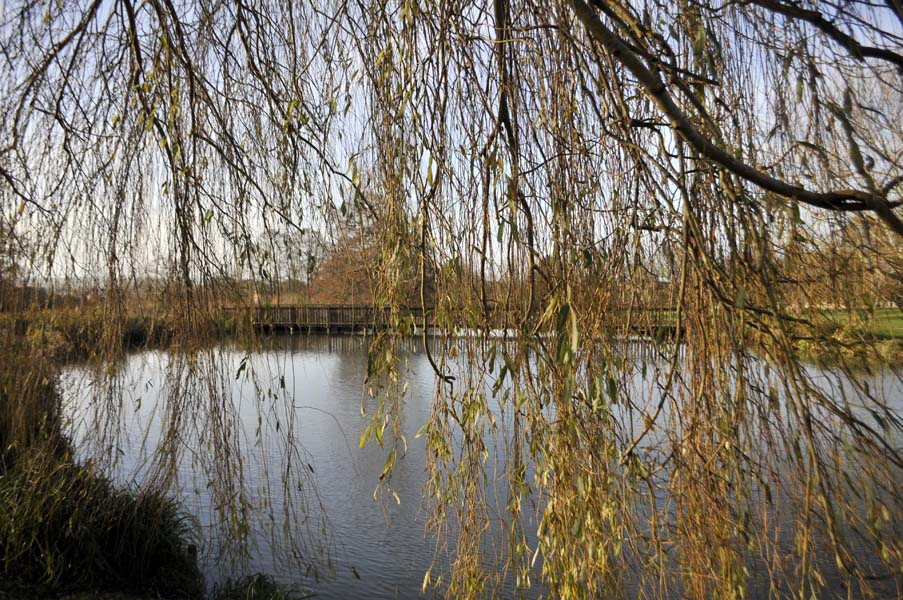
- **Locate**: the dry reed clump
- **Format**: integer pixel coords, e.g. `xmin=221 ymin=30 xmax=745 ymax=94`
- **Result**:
xmin=0 ymin=340 xmax=63 ymax=472
xmin=3 ymin=307 xmax=243 ymax=364
xmin=21 ymin=311 xmax=177 ymax=360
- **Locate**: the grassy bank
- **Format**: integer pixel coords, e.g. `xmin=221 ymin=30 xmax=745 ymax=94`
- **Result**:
xmin=0 ymin=450 xmax=203 ymax=599
xmin=805 ymin=307 xmax=903 ymax=338
xmin=0 ymin=461 xmax=313 ymax=599
xmin=1 ymin=339 xmax=312 ymax=600
xmin=0 ymin=342 xmax=202 ymax=599
xmin=786 ymin=307 xmax=903 ymax=365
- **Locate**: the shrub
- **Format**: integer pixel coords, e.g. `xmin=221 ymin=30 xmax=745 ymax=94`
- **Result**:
xmin=211 ymin=574 xmax=313 ymax=600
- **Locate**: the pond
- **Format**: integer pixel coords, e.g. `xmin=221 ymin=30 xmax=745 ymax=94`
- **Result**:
xmin=59 ymin=334 xmax=903 ymax=598
xmin=62 ymin=335 xmax=531 ymax=598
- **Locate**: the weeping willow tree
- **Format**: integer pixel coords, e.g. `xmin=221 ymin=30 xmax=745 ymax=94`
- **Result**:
xmin=3 ymin=0 xmax=903 ymax=598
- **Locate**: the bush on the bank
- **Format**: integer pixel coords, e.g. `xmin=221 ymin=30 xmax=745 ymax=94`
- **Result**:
xmin=0 ymin=448 xmax=203 ymax=598
xmin=211 ymin=574 xmax=313 ymax=600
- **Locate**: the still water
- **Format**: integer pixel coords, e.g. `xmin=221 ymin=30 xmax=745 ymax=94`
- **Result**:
xmin=59 ymin=335 xmax=903 ymax=599
xmin=61 ymin=335 xmax=539 ymax=599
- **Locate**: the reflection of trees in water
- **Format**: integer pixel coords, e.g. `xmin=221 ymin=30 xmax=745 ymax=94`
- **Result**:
xmin=400 ymin=334 xmax=903 ymax=598
xmin=66 ymin=347 xmax=336 ymax=579
xmin=54 ymin=331 xmax=903 ymax=598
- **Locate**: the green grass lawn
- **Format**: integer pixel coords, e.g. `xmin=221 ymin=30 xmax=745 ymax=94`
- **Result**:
xmin=871 ymin=308 xmax=903 ymax=338
xmin=809 ymin=307 xmax=903 ymax=339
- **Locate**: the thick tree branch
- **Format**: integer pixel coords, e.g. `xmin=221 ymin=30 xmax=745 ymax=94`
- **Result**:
xmin=747 ymin=0 xmax=903 ymax=69
xmin=570 ymin=0 xmax=903 ymax=236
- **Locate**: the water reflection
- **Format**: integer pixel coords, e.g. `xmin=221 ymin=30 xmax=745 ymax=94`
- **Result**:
xmin=63 ymin=336 xmax=478 ymax=598
xmin=59 ymin=335 xmax=903 ymax=598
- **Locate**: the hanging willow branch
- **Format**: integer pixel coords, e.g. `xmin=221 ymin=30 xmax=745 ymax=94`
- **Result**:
xmin=2 ymin=1 xmax=903 ymax=599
